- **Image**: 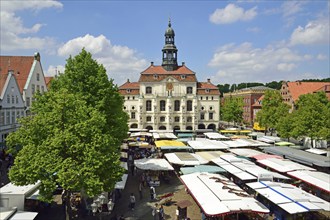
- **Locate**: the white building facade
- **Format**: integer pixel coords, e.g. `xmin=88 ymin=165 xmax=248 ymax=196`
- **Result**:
xmin=119 ymin=21 xmax=220 ymax=131
xmin=0 ymin=52 xmax=48 ymax=144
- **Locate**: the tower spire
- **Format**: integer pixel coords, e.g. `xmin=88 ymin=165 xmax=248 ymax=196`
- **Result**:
xmin=162 ymin=19 xmax=178 ymax=71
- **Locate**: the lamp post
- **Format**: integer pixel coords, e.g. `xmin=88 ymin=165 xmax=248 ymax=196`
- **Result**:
xmin=107 ymin=199 xmax=114 ymax=215
xmin=91 ymin=194 xmax=107 ymax=220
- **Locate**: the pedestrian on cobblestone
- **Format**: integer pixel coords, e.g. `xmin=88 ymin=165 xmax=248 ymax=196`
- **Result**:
xmin=152 ymin=203 xmax=158 ymax=220
xmin=150 ymin=186 xmax=156 ymax=200
xmin=158 ymin=205 xmax=164 ymax=220
xmin=129 ymin=193 xmax=135 ymax=210
xmin=139 ymin=182 xmax=143 ymax=200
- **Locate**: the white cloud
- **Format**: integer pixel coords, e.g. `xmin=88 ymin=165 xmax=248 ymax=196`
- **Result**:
xmin=46 ymin=65 xmax=65 ymax=76
xmin=58 ymin=34 xmax=148 ymax=85
xmin=246 ymin=27 xmax=261 ymax=33
xmin=209 ymin=4 xmax=257 ymax=24
xmin=208 ymin=42 xmax=313 ymax=84
xmin=317 ymin=54 xmax=327 ymax=60
xmin=290 ymin=18 xmax=329 ymax=45
xmin=0 ymin=1 xmax=62 ymax=52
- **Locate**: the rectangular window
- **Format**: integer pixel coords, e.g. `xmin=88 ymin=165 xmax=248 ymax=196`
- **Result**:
xmin=41 ymin=86 xmax=45 ymax=92
xmin=37 ymin=73 xmax=40 ymax=81
xmin=131 ymin=112 xmax=136 ymax=119
xmin=32 ymin=84 xmax=35 ymax=94
xmin=200 ymin=113 xmax=205 ymax=120
xmin=16 ymin=95 xmax=19 ymax=104
xmin=37 ymin=85 xmax=40 ymax=92
xmin=209 ymin=112 xmax=213 ymax=120
xmin=7 ymin=94 xmax=10 ymax=103
xmin=146 ymin=100 xmax=152 ymax=111
xmin=11 ymin=95 xmax=14 ymax=104
xmin=146 ymin=116 xmax=152 ymax=122
xmin=187 ymin=116 xmax=192 ymax=122
xmin=174 ymin=116 xmax=180 ymax=122
xmin=0 ymin=112 xmax=4 ymax=125
xmin=17 ymin=111 xmax=20 ymax=120
xmin=26 ymin=97 xmax=31 ymax=107
xmin=174 ymin=100 xmax=180 ymax=111
xmin=160 ymin=116 xmax=165 ymax=122
xmin=6 ymin=111 xmax=10 ymax=124
xmin=146 ymin=87 xmax=152 ymax=94
xmin=160 ymin=100 xmax=166 ymax=111
xmin=187 ymin=100 xmax=192 ymax=111
xmin=12 ymin=110 xmax=15 ymax=124
xmin=186 ymin=87 xmax=193 ymax=94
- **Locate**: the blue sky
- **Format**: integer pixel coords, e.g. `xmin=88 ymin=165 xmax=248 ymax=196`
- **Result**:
xmin=1 ymin=1 xmax=329 ymax=86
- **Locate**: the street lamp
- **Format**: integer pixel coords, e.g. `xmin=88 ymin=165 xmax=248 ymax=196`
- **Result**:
xmin=107 ymin=199 xmax=114 ymax=215
xmin=91 ymin=194 xmax=107 ymax=219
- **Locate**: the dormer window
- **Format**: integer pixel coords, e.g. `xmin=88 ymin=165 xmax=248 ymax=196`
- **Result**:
xmin=153 ymin=74 xmax=158 ymax=79
xmin=181 ymin=75 xmax=186 ymax=79
xmin=205 ymin=89 xmax=210 ymax=93
xmin=126 ymin=89 xmax=131 ymax=93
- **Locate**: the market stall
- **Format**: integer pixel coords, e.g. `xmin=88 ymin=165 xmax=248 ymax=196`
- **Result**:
xmin=164 ymin=152 xmax=208 ymax=166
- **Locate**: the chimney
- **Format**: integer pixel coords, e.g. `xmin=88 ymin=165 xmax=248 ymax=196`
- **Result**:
xmin=151 ymin=62 xmax=154 ymax=66
xmin=127 ymin=79 xmax=130 ymax=83
xmin=182 ymin=62 xmax=185 ymax=66
xmin=207 ymin=78 xmax=211 ymax=83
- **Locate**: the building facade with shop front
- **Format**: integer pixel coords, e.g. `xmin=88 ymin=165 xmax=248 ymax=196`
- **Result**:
xmin=119 ymin=20 xmax=220 ymax=131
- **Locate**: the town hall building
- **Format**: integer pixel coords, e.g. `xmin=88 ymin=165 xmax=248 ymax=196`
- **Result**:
xmin=119 ymin=20 xmax=220 ymax=131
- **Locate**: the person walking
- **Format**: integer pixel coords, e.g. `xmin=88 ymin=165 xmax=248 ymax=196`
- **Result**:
xmin=152 ymin=203 xmax=158 ymax=220
xmin=150 ymin=186 xmax=156 ymax=201
xmin=129 ymin=193 xmax=136 ymax=211
xmin=158 ymin=205 xmax=164 ymax=220
xmin=139 ymin=182 xmax=143 ymax=200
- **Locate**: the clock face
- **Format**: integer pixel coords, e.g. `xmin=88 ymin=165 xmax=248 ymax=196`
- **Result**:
xmin=166 ymin=82 xmax=173 ymax=91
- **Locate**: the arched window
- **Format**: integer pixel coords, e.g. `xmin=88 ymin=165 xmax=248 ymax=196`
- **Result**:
xmin=174 ymin=100 xmax=180 ymax=111
xmin=159 ymin=126 xmax=166 ymax=130
xmin=187 ymin=100 xmax=192 ymax=111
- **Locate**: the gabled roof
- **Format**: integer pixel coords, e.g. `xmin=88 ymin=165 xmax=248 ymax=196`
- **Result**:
xmin=286 ymin=81 xmax=330 ymax=102
xmin=0 ymin=73 xmax=9 ymax=97
xmin=45 ymin=76 xmax=54 ymax=88
xmin=0 ymin=55 xmax=35 ymax=93
xmin=197 ymin=82 xmax=220 ymax=95
xmin=252 ymin=95 xmax=264 ymax=107
xmin=139 ymin=64 xmax=197 ymax=82
xmin=118 ymin=81 xmax=140 ymax=95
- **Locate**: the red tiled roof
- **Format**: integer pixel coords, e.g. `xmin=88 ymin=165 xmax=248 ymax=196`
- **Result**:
xmin=287 ymin=82 xmax=330 ymax=102
xmin=139 ymin=65 xmax=197 ymax=82
xmin=252 ymin=95 xmax=264 ymax=107
xmin=141 ymin=65 xmax=195 ymax=75
xmin=45 ymin=76 xmax=54 ymax=88
xmin=118 ymin=81 xmax=140 ymax=95
xmin=0 ymin=56 xmax=34 ymax=93
xmin=197 ymin=82 xmax=220 ymax=95
xmin=0 ymin=73 xmax=9 ymax=95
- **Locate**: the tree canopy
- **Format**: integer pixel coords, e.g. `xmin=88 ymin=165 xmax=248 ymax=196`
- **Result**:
xmin=7 ymin=49 xmax=128 ymax=202
xmin=290 ymin=92 xmax=330 ymax=143
xmin=256 ymin=90 xmax=289 ymax=133
xmin=221 ymin=96 xmax=244 ymax=125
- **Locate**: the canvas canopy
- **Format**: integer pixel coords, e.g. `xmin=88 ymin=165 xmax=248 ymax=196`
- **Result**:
xmin=115 ymin=174 xmax=128 ymax=189
xmin=164 ymin=152 xmax=208 ymax=166
xmin=204 ymin=132 xmax=229 ymax=140
xmin=180 ymin=172 xmax=269 ymax=216
xmin=287 ymin=170 xmax=330 ymax=193
xmin=155 ymin=140 xmax=191 ymax=150
xmin=134 ymin=158 xmax=174 ymax=171
xmin=180 ymin=165 xmax=226 ymax=175
xmin=257 ymin=157 xmax=316 ymax=173
xmin=195 ymin=151 xmax=229 ymax=162
xmin=187 ymin=139 xmax=229 ymax=150
xmin=247 ymin=181 xmax=330 ymax=214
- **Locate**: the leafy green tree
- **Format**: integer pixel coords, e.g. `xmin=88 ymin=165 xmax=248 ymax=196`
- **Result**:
xmin=256 ymin=90 xmax=289 ymax=135
xmin=7 ymin=49 xmax=128 ymax=202
xmin=265 ymin=81 xmax=282 ymax=90
xmin=217 ymin=84 xmax=230 ymax=97
xmin=221 ymin=96 xmax=244 ymax=126
xmin=291 ymin=92 xmax=330 ymax=146
xmin=276 ymin=111 xmax=295 ymax=141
